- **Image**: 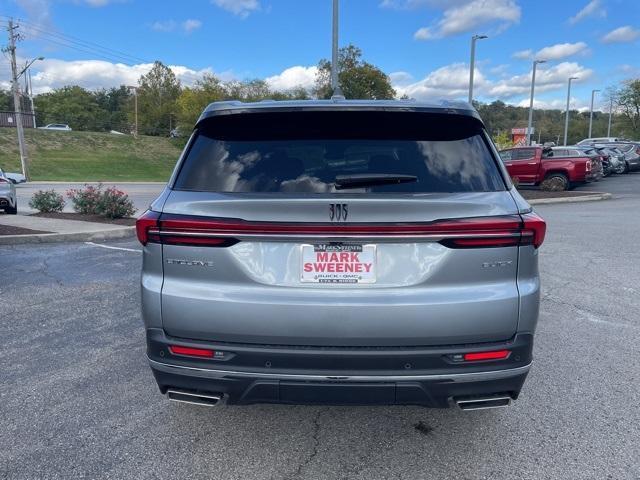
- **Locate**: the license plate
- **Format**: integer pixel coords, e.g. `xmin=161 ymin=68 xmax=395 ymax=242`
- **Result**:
xmin=300 ymin=243 xmax=376 ymax=284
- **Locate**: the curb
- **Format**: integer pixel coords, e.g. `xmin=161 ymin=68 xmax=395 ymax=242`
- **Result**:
xmin=0 ymin=226 xmax=135 ymax=245
xmin=528 ymin=193 xmax=612 ymax=205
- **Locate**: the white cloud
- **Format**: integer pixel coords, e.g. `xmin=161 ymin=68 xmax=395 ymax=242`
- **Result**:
xmin=389 ymin=71 xmax=415 ymax=85
xmin=19 ymin=59 xmax=216 ymax=94
xmin=568 ymin=0 xmax=606 ymax=25
xmin=394 ymin=63 xmax=487 ymax=100
xmin=414 ymin=0 xmax=521 ymax=40
xmin=211 ymin=0 xmax=260 ymax=18
xmin=512 ymin=49 xmax=533 ymax=60
xmin=489 ymin=62 xmax=593 ymax=98
xmin=515 ymin=97 xmax=591 ymax=113
xmin=535 ymin=42 xmax=589 ymax=61
xmin=151 ymin=20 xmax=176 ymax=32
xmin=264 ymin=66 xmax=318 ymax=91
xmin=182 ymin=19 xmax=202 ymax=33
xmin=601 ymin=26 xmax=640 ymax=44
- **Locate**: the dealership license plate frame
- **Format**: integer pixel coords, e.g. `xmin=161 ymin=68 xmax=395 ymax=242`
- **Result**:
xmin=300 ymin=243 xmax=377 ymax=284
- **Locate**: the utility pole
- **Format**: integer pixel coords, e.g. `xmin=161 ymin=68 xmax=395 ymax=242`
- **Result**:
xmin=527 ymin=59 xmax=546 ymax=146
xmin=331 ymin=0 xmax=342 ymax=97
xmin=563 ymin=76 xmax=578 ymax=146
xmin=28 ymin=68 xmax=36 ymax=128
xmin=588 ymin=89 xmax=600 ymax=138
xmin=468 ymin=34 xmax=487 ymax=104
xmin=607 ymin=97 xmax=613 ymax=137
xmin=4 ymin=20 xmax=30 ymax=180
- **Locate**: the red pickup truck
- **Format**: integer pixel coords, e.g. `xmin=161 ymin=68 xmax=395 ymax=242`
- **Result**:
xmin=499 ymin=146 xmax=594 ymax=190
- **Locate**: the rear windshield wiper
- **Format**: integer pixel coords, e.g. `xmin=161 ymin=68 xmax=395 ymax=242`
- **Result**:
xmin=334 ymin=173 xmax=418 ymax=190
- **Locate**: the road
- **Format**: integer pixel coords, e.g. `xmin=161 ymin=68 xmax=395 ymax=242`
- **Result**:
xmin=14 ymin=182 xmax=165 ymax=215
xmin=2 ymin=173 xmax=640 ymax=479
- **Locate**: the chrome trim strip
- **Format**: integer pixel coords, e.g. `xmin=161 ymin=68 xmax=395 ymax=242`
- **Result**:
xmin=148 ymin=358 xmax=531 ymax=383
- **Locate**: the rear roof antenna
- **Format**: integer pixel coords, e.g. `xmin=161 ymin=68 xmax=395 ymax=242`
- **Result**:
xmin=330 ymin=0 xmax=343 ymax=101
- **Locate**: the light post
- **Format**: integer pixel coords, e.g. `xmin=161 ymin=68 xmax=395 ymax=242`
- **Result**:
xmin=563 ymin=76 xmax=578 ymax=146
xmin=588 ymin=89 xmax=600 ymax=138
xmin=527 ymin=59 xmax=546 ymax=145
xmin=331 ymin=0 xmax=342 ymax=97
xmin=468 ymin=34 xmax=487 ymax=104
xmin=607 ymin=96 xmax=613 ymax=137
xmin=127 ymin=86 xmax=138 ymax=138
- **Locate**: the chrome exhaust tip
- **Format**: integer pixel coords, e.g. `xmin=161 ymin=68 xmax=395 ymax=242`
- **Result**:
xmin=166 ymin=389 xmax=223 ymax=407
xmin=454 ymin=395 xmax=512 ymax=411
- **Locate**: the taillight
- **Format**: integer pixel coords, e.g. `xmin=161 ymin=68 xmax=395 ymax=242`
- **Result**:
xmin=137 ymin=213 xmax=546 ymax=249
xmin=586 ymin=160 xmax=592 ymax=172
xmin=0 ymin=178 xmax=9 ymax=184
xmin=136 ymin=210 xmax=160 ymax=245
xmin=169 ymin=345 xmax=215 ymax=358
xmin=520 ymin=212 xmax=546 ymax=249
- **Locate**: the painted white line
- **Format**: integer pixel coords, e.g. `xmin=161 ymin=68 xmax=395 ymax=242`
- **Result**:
xmin=85 ymin=241 xmax=141 ymax=253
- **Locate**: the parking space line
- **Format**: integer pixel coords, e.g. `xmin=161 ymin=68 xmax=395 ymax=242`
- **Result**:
xmin=85 ymin=241 xmax=141 ymax=253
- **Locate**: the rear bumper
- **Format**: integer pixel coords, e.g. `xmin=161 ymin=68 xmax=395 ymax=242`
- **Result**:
xmin=147 ymin=329 xmax=533 ymax=407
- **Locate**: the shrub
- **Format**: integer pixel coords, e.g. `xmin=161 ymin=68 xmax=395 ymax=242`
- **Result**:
xmin=66 ymin=184 xmax=103 ymax=214
xmin=96 ymin=186 xmax=137 ymax=219
xmin=29 ymin=190 xmax=65 ymax=213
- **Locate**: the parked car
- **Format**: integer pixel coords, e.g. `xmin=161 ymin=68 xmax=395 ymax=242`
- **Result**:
xmin=39 ymin=123 xmax=72 ymax=131
xmin=601 ymin=142 xmax=640 ymax=173
xmin=590 ymin=145 xmax=626 ymax=175
xmin=577 ymin=137 xmax=626 ymax=145
xmin=136 ymin=99 xmax=546 ymax=409
xmin=3 ymin=171 xmax=26 ymax=184
xmin=500 ymin=146 xmax=594 ymax=190
xmin=569 ymin=146 xmax=609 ymax=178
xmin=0 ymin=168 xmax=17 ymax=214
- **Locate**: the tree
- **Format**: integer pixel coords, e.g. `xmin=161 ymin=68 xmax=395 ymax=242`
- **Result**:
xmin=137 ymin=61 xmax=181 ymax=136
xmin=314 ymin=45 xmax=395 ymax=100
xmin=0 ymin=90 xmax=13 ymax=111
xmin=94 ymin=86 xmax=131 ymax=132
xmin=615 ymin=79 xmax=640 ymax=136
xmin=34 ymin=86 xmax=106 ymax=131
xmin=176 ymin=74 xmax=227 ymax=131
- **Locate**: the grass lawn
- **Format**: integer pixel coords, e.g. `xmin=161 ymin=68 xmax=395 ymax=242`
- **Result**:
xmin=0 ymin=128 xmax=183 ymax=181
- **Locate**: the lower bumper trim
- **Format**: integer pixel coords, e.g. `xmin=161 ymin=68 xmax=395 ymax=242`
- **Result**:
xmin=148 ymin=357 xmax=531 ymax=384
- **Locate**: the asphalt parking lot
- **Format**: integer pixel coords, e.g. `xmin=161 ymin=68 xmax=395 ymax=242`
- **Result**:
xmin=2 ymin=174 xmax=640 ymax=479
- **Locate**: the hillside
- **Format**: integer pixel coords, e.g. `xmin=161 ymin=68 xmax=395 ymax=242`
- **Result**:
xmin=0 ymin=128 xmax=183 ymax=181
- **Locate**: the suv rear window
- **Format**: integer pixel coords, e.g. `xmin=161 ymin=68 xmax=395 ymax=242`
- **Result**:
xmin=174 ymin=111 xmax=506 ymax=194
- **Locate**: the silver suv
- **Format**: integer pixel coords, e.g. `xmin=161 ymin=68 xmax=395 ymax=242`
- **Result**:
xmin=137 ymin=100 xmax=545 ymax=410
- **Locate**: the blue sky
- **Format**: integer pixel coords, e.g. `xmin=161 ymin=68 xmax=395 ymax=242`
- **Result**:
xmin=1 ymin=0 xmax=639 ymax=111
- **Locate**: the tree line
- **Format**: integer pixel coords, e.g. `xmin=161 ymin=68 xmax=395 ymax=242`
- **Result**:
xmin=1 ymin=44 xmax=638 ymax=143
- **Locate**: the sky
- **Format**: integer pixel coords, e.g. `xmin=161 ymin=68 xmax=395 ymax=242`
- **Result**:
xmin=1 ymin=0 xmax=639 ymax=112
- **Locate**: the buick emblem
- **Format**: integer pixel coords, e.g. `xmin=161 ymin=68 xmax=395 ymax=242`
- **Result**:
xmin=329 ymin=203 xmax=348 ymax=222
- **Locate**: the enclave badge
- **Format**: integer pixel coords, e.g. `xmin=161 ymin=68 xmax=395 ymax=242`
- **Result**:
xmin=329 ymin=203 xmax=348 ymax=222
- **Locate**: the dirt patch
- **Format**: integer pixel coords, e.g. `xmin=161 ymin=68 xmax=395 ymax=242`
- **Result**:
xmin=519 ymin=190 xmax=604 ymax=200
xmin=0 ymin=224 xmax=51 ymax=235
xmin=31 ymin=212 xmax=136 ymax=226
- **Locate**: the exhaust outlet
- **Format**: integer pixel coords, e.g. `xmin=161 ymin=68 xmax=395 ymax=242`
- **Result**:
xmin=167 ymin=389 xmax=223 ymax=407
xmin=454 ymin=395 xmax=511 ymax=411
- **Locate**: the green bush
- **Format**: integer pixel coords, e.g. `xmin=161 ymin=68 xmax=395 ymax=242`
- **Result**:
xmin=29 ymin=190 xmax=65 ymax=213
xmin=66 ymin=184 xmax=103 ymax=214
xmin=96 ymin=186 xmax=137 ymax=219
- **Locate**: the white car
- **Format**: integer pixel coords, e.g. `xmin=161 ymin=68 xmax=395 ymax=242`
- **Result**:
xmin=39 ymin=123 xmax=72 ymax=131
xmin=4 ymin=172 xmax=26 ymax=184
xmin=0 ymin=168 xmax=17 ymax=214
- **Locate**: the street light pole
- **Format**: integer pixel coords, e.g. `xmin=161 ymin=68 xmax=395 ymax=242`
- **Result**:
xmin=607 ymin=97 xmax=613 ymax=137
xmin=468 ymin=34 xmax=487 ymax=104
xmin=331 ymin=0 xmax=342 ymax=97
xmin=588 ymin=89 xmax=600 ymax=138
xmin=127 ymin=86 xmax=138 ymax=138
xmin=527 ymin=59 xmax=546 ymax=146
xmin=563 ymin=76 xmax=578 ymax=146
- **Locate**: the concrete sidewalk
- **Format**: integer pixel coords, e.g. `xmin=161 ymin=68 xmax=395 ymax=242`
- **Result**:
xmin=0 ymin=215 xmax=135 ymax=244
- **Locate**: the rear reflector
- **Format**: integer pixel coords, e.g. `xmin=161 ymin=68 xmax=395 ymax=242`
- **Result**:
xmin=463 ymin=350 xmax=510 ymax=361
xmin=169 ymin=345 xmax=215 ymax=358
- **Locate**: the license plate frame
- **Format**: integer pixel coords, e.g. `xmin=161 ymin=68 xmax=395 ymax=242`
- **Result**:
xmin=300 ymin=243 xmax=377 ymax=284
